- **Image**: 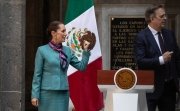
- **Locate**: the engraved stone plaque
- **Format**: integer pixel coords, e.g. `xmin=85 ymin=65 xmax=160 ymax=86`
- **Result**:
xmin=110 ymin=17 xmax=147 ymax=70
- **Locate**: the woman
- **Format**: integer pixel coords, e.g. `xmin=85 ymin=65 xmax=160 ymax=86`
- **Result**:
xmin=31 ymin=21 xmax=91 ymax=111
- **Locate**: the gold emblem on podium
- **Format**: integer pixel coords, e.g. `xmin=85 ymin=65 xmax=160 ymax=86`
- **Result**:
xmin=114 ymin=68 xmax=137 ymax=90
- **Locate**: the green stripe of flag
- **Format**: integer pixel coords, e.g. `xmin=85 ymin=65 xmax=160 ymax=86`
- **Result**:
xmin=64 ymin=0 xmax=93 ymax=24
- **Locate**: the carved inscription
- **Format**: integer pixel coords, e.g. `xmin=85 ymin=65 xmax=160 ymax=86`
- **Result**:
xmin=111 ymin=18 xmax=146 ymax=70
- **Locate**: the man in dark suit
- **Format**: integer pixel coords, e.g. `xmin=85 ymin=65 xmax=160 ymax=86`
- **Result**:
xmin=134 ymin=4 xmax=180 ymax=111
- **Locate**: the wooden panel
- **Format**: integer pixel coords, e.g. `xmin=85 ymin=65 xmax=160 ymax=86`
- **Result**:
xmin=97 ymin=70 xmax=154 ymax=85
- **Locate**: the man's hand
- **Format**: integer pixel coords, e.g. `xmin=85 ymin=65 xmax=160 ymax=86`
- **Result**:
xmin=163 ymin=51 xmax=173 ymax=63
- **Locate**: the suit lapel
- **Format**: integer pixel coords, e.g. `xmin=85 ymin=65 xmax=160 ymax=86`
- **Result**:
xmin=145 ymin=28 xmax=161 ymax=54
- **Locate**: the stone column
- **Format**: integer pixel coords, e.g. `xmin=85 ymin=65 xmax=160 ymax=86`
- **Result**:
xmin=0 ymin=0 xmax=25 ymax=111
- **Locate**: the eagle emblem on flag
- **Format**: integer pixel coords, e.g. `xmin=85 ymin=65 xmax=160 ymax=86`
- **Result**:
xmin=66 ymin=27 xmax=96 ymax=57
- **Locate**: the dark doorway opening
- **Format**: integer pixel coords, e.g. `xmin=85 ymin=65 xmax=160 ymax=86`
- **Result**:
xmin=25 ymin=0 xmax=67 ymax=110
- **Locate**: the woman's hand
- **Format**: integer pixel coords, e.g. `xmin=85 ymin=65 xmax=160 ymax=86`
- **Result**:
xmin=31 ymin=98 xmax=39 ymax=107
xmin=83 ymin=40 xmax=90 ymax=51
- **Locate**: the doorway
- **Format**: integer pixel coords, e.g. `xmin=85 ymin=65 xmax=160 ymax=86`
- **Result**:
xmin=25 ymin=0 xmax=67 ymax=110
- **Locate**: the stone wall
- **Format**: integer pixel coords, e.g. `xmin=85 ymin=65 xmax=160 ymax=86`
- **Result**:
xmin=0 ymin=0 xmax=25 ymax=111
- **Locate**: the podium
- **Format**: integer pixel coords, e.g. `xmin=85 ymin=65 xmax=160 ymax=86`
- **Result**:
xmin=97 ymin=70 xmax=154 ymax=111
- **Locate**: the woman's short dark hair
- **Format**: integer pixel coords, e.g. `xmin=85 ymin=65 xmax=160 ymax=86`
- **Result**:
xmin=47 ymin=21 xmax=63 ymax=37
xmin=145 ymin=4 xmax=165 ymax=23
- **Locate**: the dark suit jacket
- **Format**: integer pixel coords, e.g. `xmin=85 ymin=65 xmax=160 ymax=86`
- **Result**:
xmin=134 ymin=27 xmax=180 ymax=98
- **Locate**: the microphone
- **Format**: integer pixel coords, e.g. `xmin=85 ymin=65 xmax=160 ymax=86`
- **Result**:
xmin=112 ymin=51 xmax=122 ymax=70
xmin=113 ymin=55 xmax=118 ymax=69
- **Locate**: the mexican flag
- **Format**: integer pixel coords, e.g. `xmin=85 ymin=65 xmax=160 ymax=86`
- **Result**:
xmin=64 ymin=0 xmax=103 ymax=111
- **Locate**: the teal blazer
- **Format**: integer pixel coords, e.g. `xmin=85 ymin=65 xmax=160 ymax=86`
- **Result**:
xmin=31 ymin=44 xmax=90 ymax=99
